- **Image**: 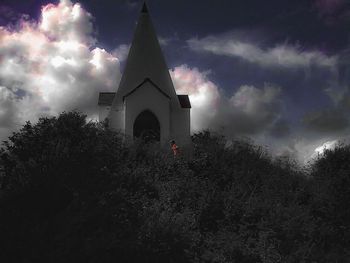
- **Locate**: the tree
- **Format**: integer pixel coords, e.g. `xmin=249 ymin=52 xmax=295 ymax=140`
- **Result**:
xmin=308 ymin=144 xmax=350 ymax=261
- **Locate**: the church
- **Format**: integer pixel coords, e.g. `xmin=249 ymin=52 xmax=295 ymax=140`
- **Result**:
xmin=98 ymin=2 xmax=191 ymax=146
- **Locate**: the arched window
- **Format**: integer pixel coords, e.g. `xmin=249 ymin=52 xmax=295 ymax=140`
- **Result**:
xmin=133 ymin=110 xmax=160 ymax=142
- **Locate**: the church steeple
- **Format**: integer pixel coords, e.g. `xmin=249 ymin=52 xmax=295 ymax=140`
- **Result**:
xmin=102 ymin=2 xmax=191 ymax=146
xmin=141 ymin=2 xmax=148 ymax=13
xmin=113 ymin=1 xmax=178 ymax=102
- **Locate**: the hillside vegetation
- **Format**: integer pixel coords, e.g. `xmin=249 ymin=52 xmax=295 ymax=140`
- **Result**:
xmin=0 ymin=112 xmax=349 ymax=262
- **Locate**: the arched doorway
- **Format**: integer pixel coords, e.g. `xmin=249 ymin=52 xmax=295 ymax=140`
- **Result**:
xmin=133 ymin=110 xmax=160 ymax=142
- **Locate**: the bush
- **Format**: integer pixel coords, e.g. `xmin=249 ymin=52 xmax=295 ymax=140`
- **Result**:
xmin=0 ymin=112 xmax=349 ymax=262
xmin=308 ymin=145 xmax=350 ymax=262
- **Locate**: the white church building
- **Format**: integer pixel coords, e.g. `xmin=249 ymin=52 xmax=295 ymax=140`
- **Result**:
xmin=98 ymin=3 xmax=191 ymax=146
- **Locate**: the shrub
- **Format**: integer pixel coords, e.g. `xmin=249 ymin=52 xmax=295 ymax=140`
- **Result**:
xmin=0 ymin=112 xmax=349 ymax=262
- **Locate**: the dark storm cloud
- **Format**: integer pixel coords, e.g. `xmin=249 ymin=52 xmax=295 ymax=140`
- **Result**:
xmin=268 ymin=119 xmax=291 ymax=138
xmin=223 ymin=84 xmax=283 ymax=135
xmin=316 ymin=47 xmax=350 ymax=133
xmin=340 ymin=92 xmax=350 ymax=109
xmin=313 ymin=0 xmax=350 ymax=26
xmin=314 ymin=0 xmax=347 ymax=15
xmin=302 ymin=108 xmax=348 ymax=133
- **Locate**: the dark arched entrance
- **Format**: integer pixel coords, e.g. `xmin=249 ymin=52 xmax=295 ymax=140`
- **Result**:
xmin=133 ymin=110 xmax=160 ymax=142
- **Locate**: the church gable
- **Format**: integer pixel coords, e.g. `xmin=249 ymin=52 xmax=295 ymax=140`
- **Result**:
xmin=123 ymin=78 xmax=171 ymax=101
xmin=98 ymin=91 xmax=190 ymax=109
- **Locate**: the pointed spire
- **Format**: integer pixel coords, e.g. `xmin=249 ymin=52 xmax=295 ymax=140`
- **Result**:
xmin=113 ymin=0 xmax=177 ymax=102
xmin=141 ymin=2 xmax=148 ymax=13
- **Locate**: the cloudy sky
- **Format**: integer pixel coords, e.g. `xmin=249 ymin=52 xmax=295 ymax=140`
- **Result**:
xmin=1 ymin=0 xmax=350 ymax=163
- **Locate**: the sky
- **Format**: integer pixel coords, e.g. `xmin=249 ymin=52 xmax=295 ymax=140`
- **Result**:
xmin=0 ymin=0 xmax=350 ymax=164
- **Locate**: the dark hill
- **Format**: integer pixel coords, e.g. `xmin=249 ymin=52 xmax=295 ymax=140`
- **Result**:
xmin=0 ymin=111 xmax=349 ymax=262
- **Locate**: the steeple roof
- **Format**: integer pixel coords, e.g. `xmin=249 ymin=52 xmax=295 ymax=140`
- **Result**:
xmin=113 ymin=1 xmax=178 ymax=105
xmin=141 ymin=2 xmax=148 ymax=13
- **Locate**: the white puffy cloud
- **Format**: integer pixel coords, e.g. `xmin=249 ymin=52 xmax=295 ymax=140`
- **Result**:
xmin=0 ymin=0 xmax=122 ymax=141
xmin=112 ymin=44 xmax=130 ymax=62
xmin=170 ymin=65 xmax=220 ymax=131
xmin=271 ymin=124 xmax=350 ymax=164
xmin=40 ymin=0 xmax=95 ymax=45
xmin=188 ymin=32 xmax=337 ymax=69
xmin=0 ymin=86 xmax=19 ymax=129
xmin=170 ymin=65 xmax=282 ymax=135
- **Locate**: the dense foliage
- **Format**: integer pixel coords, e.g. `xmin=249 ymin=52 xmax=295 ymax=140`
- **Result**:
xmin=0 ymin=112 xmax=349 ymax=262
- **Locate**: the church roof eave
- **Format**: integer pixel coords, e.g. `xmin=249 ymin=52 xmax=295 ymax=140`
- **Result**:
xmin=122 ymin=78 xmax=171 ymax=101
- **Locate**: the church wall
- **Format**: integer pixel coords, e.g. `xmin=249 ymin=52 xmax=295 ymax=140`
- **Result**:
xmin=124 ymin=82 xmax=170 ymax=144
xmin=98 ymin=106 xmax=111 ymax=122
xmin=107 ymin=104 xmax=125 ymax=132
xmin=171 ymin=108 xmax=191 ymax=146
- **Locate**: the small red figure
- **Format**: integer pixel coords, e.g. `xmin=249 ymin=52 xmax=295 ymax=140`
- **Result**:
xmin=170 ymin=140 xmax=179 ymax=156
